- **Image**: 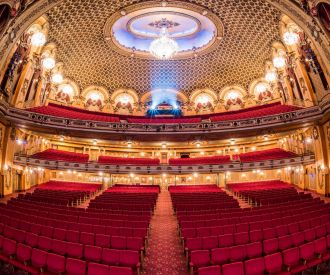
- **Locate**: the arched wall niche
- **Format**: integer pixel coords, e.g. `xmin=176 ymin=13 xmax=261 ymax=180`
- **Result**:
xmin=190 ymin=88 xmax=218 ymax=114
xmin=110 ymin=88 xmax=139 ymax=115
xmin=219 ymin=85 xmax=247 ymax=110
xmin=80 ymin=86 xmax=108 ymax=112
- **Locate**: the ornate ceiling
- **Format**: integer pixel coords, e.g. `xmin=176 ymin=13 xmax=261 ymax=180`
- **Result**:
xmin=46 ymin=0 xmax=281 ymax=96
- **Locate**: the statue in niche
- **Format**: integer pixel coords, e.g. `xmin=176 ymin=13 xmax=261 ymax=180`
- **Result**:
xmin=24 ymin=57 xmax=42 ymax=102
xmin=225 ymin=95 xmax=244 ymax=110
xmin=0 ymin=32 xmax=31 ymax=99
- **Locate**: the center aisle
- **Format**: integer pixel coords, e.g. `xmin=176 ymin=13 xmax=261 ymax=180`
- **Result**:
xmin=142 ymin=188 xmax=189 ymax=275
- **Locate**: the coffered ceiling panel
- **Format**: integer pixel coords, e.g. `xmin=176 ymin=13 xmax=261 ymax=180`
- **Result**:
xmin=46 ymin=0 xmax=281 ymax=96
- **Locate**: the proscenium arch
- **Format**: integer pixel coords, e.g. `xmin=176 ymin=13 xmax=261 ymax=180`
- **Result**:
xmin=0 ymin=0 xmax=329 ymax=77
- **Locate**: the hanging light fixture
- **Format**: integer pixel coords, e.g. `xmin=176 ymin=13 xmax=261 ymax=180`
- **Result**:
xmin=149 ymin=26 xmax=179 ymax=60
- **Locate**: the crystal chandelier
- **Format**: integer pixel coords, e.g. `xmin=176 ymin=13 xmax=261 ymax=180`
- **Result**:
xmin=149 ymin=27 xmax=179 ymax=60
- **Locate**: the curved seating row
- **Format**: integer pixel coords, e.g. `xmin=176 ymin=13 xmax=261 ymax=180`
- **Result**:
xmin=27 ymin=102 xmax=302 ymax=124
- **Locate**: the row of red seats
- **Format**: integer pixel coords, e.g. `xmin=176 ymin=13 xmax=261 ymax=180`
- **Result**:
xmin=28 ymin=102 xmax=301 ymax=124
xmin=32 ymin=148 xmax=90 ymax=163
xmin=195 ymin=236 xmax=330 ymax=275
xmin=168 ymin=156 xmax=231 ymax=166
xmin=227 ymin=180 xmax=292 ymax=192
xmin=0 ymin=237 xmax=135 ymax=275
xmin=36 ymin=180 xmax=101 ymax=192
xmin=7 ymin=199 xmax=151 ymax=218
xmin=177 ymin=198 xmax=322 ymax=220
xmin=237 ymin=148 xmax=298 ymax=163
xmin=98 ymin=156 xmax=160 ymax=165
xmin=210 ymin=102 xmax=301 ymax=122
xmin=169 ymin=185 xmax=223 ymax=193
xmin=28 ymin=103 xmax=121 ymax=123
xmin=179 ymin=201 xmax=326 ymax=231
xmin=184 ymin=219 xmax=329 ymax=259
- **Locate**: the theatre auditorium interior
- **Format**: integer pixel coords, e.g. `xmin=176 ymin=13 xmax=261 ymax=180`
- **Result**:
xmin=0 ymin=1 xmax=330 ymax=275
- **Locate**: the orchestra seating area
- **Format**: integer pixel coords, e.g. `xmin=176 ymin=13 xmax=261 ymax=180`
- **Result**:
xmin=31 ymin=149 xmax=90 ymax=163
xmin=172 ymin=183 xmax=330 ymax=275
xmin=28 ymin=102 xmax=302 ymax=124
xmin=227 ymin=180 xmax=310 ymax=206
xmin=17 ymin=181 xmax=102 ymax=206
xmin=0 ymin=184 xmax=159 ymax=275
xmin=88 ymin=185 xmax=159 ymax=211
xmin=98 ymin=156 xmax=160 ymax=166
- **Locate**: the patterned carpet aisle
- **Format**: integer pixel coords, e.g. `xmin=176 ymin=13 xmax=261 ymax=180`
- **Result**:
xmin=142 ymin=188 xmax=189 ymax=275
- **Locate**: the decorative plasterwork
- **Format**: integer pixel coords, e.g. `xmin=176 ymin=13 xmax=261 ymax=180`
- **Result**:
xmin=104 ymin=1 xmax=223 ymax=60
xmin=43 ymin=0 xmax=282 ymax=95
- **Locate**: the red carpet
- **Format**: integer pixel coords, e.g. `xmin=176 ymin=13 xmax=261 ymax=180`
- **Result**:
xmin=142 ymin=189 xmax=188 ymax=275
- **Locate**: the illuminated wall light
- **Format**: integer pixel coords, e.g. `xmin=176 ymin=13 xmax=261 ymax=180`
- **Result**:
xmin=161 ymin=142 xmax=167 ymax=149
xmin=265 ymin=70 xmax=278 ymax=82
xmin=216 ymin=150 xmax=222 ymax=154
xmin=59 ymin=136 xmax=64 ymax=142
xmin=98 ymin=172 xmax=103 ymax=176
xmin=92 ymin=139 xmax=98 ymax=145
xmin=3 ymin=164 xmax=8 ymax=171
xmin=188 ymin=176 xmax=192 ymax=181
xmin=230 ymin=139 xmax=235 ymax=145
xmin=127 ymin=141 xmax=132 ymax=148
xmin=305 ymin=137 xmax=312 ymax=144
xmin=140 ymin=152 xmax=145 ymax=157
xmin=59 ymin=171 xmax=63 ymax=175
xmin=226 ymin=171 xmax=231 ymax=176
xmin=251 ymin=146 xmax=256 ymax=151
xmin=256 ymin=169 xmax=261 ymax=173
xmin=242 ymin=173 xmax=246 ymax=178
xmin=73 ymin=170 xmax=77 ymax=174
xmin=196 ymin=141 xmax=201 ymax=148
xmin=78 ymin=173 xmax=82 ymax=177
xmin=200 ymin=151 xmax=205 ymax=155
xmin=162 ymin=173 xmax=167 ymax=178
xmin=206 ymin=176 xmax=211 ymax=181
xmin=130 ymin=173 xmax=135 ymax=178
xmin=67 ymin=170 xmax=72 ymax=174
xmin=193 ymin=172 xmax=198 ymax=178
xmin=283 ymin=31 xmax=299 ymax=45
xmin=149 ymin=176 xmax=153 ymax=181
xmin=273 ymin=55 xmax=286 ymax=69
xmin=277 ymin=169 xmax=282 ymax=174
xmin=264 ymin=135 xmax=269 ymax=141
xmin=252 ymin=170 xmax=257 ymax=174
xmin=234 ymin=148 xmax=239 ymax=153
xmin=135 ymin=177 xmax=139 ymax=180
xmin=31 ymin=32 xmax=46 ymax=47
xmin=51 ymin=73 xmax=63 ymax=84
xmin=16 ymin=139 xmax=23 ymax=145
xmin=42 ymin=57 xmax=56 ymax=70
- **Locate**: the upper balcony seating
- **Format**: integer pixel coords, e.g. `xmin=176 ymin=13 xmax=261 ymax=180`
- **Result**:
xmin=209 ymin=102 xmax=302 ymax=122
xmin=27 ymin=102 xmax=302 ymax=124
xmin=28 ymin=103 xmax=120 ymax=123
xmin=236 ymin=148 xmax=298 ymax=163
xmin=31 ymin=149 xmax=89 ymax=163
xmin=98 ymin=156 xmax=160 ymax=166
xmin=169 ymin=155 xmax=231 ymax=166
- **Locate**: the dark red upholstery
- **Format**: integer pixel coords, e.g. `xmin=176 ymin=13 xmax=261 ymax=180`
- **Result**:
xmin=32 ymin=148 xmax=89 ymax=163
xmin=98 ymin=155 xmax=160 ymax=165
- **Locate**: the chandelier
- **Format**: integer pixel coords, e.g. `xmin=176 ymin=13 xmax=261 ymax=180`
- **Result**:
xmin=149 ymin=26 xmax=179 ymax=60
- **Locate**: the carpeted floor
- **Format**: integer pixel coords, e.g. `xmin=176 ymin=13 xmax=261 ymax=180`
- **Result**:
xmin=142 ymin=189 xmax=189 ymax=275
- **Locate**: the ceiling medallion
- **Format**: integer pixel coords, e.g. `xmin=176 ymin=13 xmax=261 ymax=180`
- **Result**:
xmin=104 ymin=1 xmax=224 ymax=60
